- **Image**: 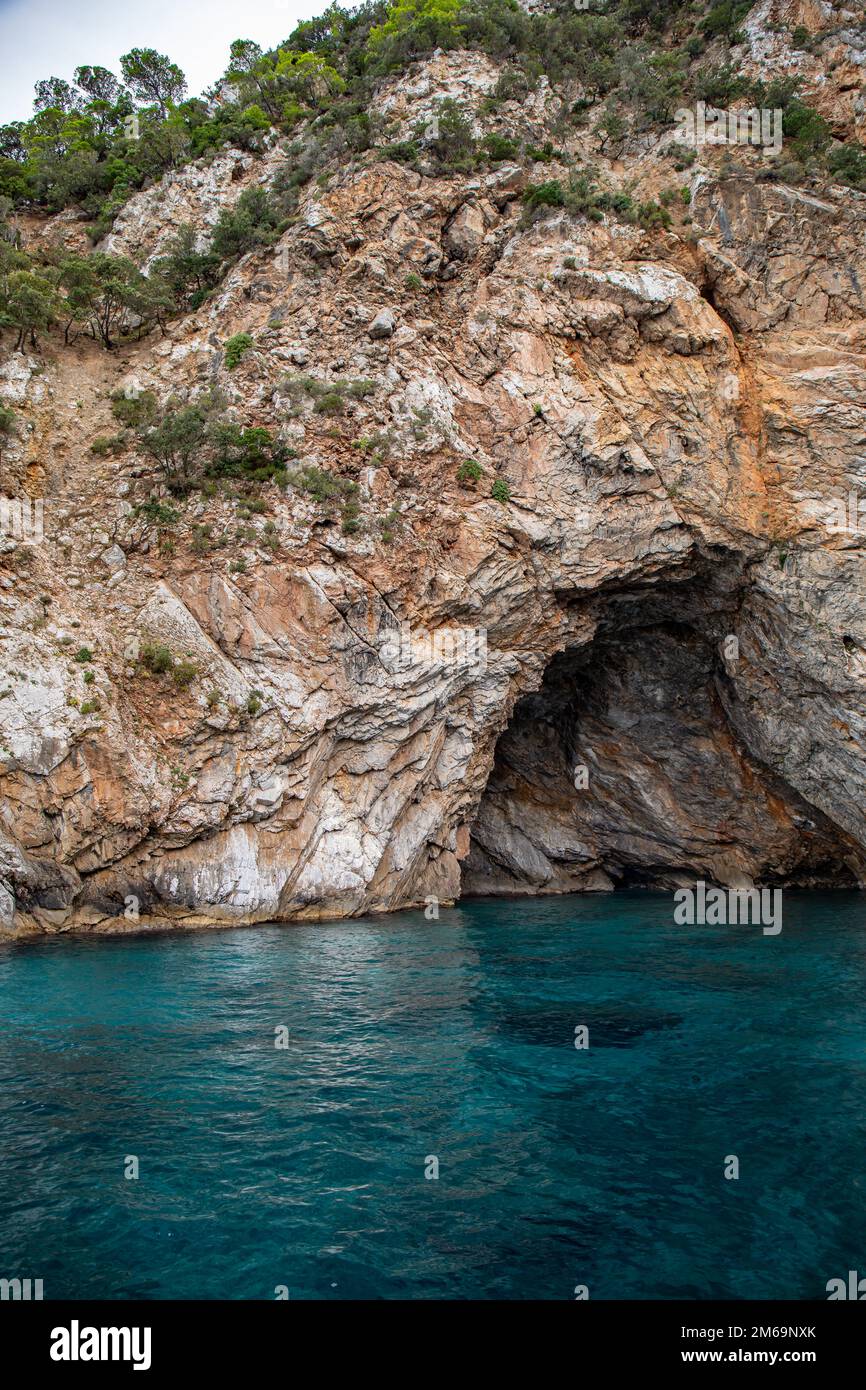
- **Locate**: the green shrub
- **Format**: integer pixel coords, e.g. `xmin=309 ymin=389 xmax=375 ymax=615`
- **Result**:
xmin=491 ymin=479 xmax=511 ymax=503
xmin=343 ymin=379 xmax=376 ymax=399
xmin=59 ymin=251 xmax=170 ymax=349
xmin=96 ymin=433 xmax=128 ymax=456
xmin=135 ymin=500 xmax=180 ymax=526
xmin=422 ymin=98 xmax=477 ymax=171
xmin=111 ymin=390 xmax=157 ymax=428
xmin=191 ymin=524 xmax=212 ymax=554
xmin=525 ymin=171 xmax=632 ymax=225
xmin=457 ymin=458 xmax=483 ymax=487
xmin=290 ymin=465 xmax=361 ymax=531
xmin=351 ymin=431 xmax=392 ymax=460
xmin=140 ymin=400 xmax=211 ymax=492
xmin=494 ymin=68 xmax=531 ymax=103
xmin=74 ymin=646 xmax=93 ymax=663
xmin=171 ymin=660 xmax=198 ymax=689
xmin=526 ymin=141 xmax=561 ymax=163
xmin=290 ymin=464 xmax=342 ymax=504
xmin=224 ymin=332 xmax=254 ymax=370
xmin=481 ymin=132 xmax=520 ymax=162
xmin=207 ymin=423 xmax=294 ymax=483
xmin=616 ymin=46 xmax=687 ymax=127
xmin=694 ymin=63 xmax=748 ymax=106
xmin=667 ymin=142 xmax=697 ymax=171
xmin=140 ymin=642 xmax=174 ymax=675
xmin=523 ymin=179 xmax=565 ymax=210
xmin=378 ymin=507 xmax=400 ymax=543
xmin=701 ymin=1 xmax=752 ymax=43
xmin=283 ymin=374 xmax=374 ymax=413
xmin=595 ymin=107 xmax=626 ymax=147
xmin=378 ymin=139 xmax=419 ymax=164
xmin=635 ymin=201 xmax=672 ymax=231
xmin=341 ymin=485 xmax=361 ymax=533
xmin=783 ymin=99 xmax=831 ymax=159
xmin=368 ymin=0 xmax=466 ymax=67
xmin=150 ymin=224 xmax=221 ymax=311
xmin=211 ymin=186 xmax=285 ymax=260
xmin=241 ymin=104 xmax=271 ymax=130
xmin=827 ymin=143 xmax=866 ymax=191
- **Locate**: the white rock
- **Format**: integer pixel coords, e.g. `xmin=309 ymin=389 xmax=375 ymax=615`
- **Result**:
xmin=368 ymin=309 xmax=396 ymax=339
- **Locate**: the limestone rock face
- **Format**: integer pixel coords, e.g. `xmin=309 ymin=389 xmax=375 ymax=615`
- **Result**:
xmin=2 ymin=27 xmax=866 ymax=936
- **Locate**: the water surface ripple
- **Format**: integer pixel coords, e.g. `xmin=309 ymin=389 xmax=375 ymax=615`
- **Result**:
xmin=1 ymin=891 xmax=865 ymax=1299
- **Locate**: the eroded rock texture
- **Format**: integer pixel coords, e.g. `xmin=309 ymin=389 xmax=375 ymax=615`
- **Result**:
xmin=466 ymin=566 xmax=864 ymax=896
xmin=2 ymin=25 xmax=866 ymax=935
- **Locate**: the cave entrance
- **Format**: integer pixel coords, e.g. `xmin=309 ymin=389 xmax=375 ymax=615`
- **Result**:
xmin=462 ymin=573 xmax=858 ymax=899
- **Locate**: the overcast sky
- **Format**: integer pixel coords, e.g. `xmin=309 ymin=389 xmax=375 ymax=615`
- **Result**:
xmin=0 ymin=0 xmax=321 ymax=123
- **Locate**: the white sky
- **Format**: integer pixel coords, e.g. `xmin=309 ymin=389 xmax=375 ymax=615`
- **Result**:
xmin=0 ymin=0 xmax=321 ymax=123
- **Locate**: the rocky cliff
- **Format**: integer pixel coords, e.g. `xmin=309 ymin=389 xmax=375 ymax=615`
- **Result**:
xmin=2 ymin=3 xmax=866 ymax=935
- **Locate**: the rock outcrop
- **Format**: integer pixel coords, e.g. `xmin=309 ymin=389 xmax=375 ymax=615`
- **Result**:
xmin=2 ymin=14 xmax=866 ymax=935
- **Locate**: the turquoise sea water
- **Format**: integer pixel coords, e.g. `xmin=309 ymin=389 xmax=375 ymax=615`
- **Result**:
xmin=1 ymin=891 xmax=866 ymax=1300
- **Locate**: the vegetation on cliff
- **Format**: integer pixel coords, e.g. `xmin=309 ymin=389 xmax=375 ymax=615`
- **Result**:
xmin=1 ymin=0 xmax=864 ymax=229
xmin=1 ymin=0 xmax=863 ymax=358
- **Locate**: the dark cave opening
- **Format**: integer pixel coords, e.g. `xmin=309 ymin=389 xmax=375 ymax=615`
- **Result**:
xmin=698 ymin=277 xmax=740 ymax=339
xmin=462 ymin=573 xmax=859 ymax=899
